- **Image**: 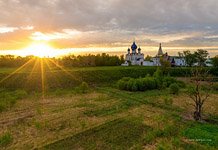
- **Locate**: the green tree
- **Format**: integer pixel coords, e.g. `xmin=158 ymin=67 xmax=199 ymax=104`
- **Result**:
xmin=145 ymin=55 xmax=152 ymax=61
xmin=120 ymin=55 xmax=125 ymax=64
xmin=160 ymin=57 xmax=171 ymax=75
xmin=212 ymin=55 xmax=218 ymax=67
xmin=194 ymin=49 xmax=209 ymax=67
xmin=183 ymin=50 xmax=197 ymax=67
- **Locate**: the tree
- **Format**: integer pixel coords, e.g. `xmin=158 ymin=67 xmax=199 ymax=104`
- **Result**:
xmin=188 ymin=67 xmax=212 ymax=121
xmin=194 ymin=49 xmax=209 ymax=67
xmin=160 ymin=57 xmax=171 ymax=75
xmin=212 ymin=55 xmax=218 ymax=67
xmin=145 ymin=55 xmax=152 ymax=61
xmin=183 ymin=50 xmax=209 ymax=67
xmin=183 ymin=50 xmax=197 ymax=67
xmin=120 ymin=55 xmax=125 ymax=64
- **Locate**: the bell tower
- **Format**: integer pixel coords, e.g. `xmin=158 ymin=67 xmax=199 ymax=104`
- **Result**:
xmin=157 ymin=43 xmax=163 ymax=56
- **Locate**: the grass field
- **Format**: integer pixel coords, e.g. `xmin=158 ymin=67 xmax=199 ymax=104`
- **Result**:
xmin=0 ymin=66 xmax=218 ymax=149
xmin=0 ymin=86 xmax=217 ymax=149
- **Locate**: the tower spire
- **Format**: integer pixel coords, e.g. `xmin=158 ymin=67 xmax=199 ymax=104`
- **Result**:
xmin=157 ymin=43 xmax=163 ymax=56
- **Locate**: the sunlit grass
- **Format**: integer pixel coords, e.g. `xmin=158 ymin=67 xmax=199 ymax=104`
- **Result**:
xmin=0 ymin=59 xmax=34 ymax=83
xmin=0 ymin=57 xmax=81 ymax=99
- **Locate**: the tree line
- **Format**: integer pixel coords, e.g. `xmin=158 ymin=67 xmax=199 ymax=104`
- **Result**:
xmin=183 ymin=49 xmax=218 ymax=67
xmin=0 ymin=50 xmax=218 ymax=68
xmin=0 ymin=53 xmax=125 ymax=67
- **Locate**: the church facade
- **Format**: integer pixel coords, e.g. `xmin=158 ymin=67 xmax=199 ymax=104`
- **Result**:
xmin=122 ymin=42 xmax=186 ymax=67
xmin=123 ymin=42 xmax=144 ymax=66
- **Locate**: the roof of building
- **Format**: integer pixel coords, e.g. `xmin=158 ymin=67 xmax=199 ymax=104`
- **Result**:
xmin=157 ymin=43 xmax=164 ymax=56
xmin=131 ymin=42 xmax=138 ymax=50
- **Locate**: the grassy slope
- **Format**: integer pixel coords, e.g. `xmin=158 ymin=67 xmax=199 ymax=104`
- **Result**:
xmin=0 ymin=87 xmax=217 ymax=149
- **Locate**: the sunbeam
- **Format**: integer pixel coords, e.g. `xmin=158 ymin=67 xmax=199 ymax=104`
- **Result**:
xmin=27 ymin=58 xmax=40 ymax=81
xmin=40 ymin=58 xmax=45 ymax=99
xmin=44 ymin=59 xmax=62 ymax=88
xmin=0 ymin=59 xmax=34 ymax=83
xmin=48 ymin=59 xmax=79 ymax=81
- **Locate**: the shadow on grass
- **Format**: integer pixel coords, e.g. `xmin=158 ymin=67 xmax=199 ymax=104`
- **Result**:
xmin=41 ymin=118 xmax=150 ymax=150
xmin=83 ymin=87 xmax=183 ymax=117
xmin=183 ymin=122 xmax=218 ymax=148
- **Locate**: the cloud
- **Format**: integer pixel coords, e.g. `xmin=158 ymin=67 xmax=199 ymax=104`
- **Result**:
xmin=21 ymin=26 xmax=34 ymax=30
xmin=30 ymin=29 xmax=81 ymax=41
xmin=0 ymin=0 xmax=218 ymax=49
xmin=0 ymin=26 xmax=18 ymax=33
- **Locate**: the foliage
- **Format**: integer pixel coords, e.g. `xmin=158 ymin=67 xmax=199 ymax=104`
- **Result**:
xmin=0 ymin=54 xmax=125 ymax=68
xmin=212 ymin=55 xmax=218 ymax=67
xmin=117 ymin=77 xmax=157 ymax=92
xmin=145 ymin=55 xmax=152 ymax=61
xmin=0 ymin=66 xmax=158 ymax=91
xmin=183 ymin=50 xmax=209 ymax=67
xmin=187 ymin=67 xmax=212 ymax=121
xmin=1 ymin=65 xmax=216 ymax=92
xmin=117 ymin=68 xmax=185 ymax=92
xmin=15 ymin=90 xmax=28 ymax=99
xmin=0 ymin=89 xmax=28 ymax=112
xmin=59 ymin=53 xmax=124 ymax=67
xmin=183 ymin=123 xmax=218 ymax=147
xmin=160 ymin=57 xmax=171 ymax=75
xmin=212 ymin=83 xmax=218 ymax=91
xmin=0 ymin=132 xmax=13 ymax=147
xmin=163 ymin=77 xmax=177 ymax=87
xmin=75 ymin=82 xmax=89 ymax=93
xmin=169 ymin=83 xmax=180 ymax=95
xmin=153 ymin=68 xmax=163 ymax=89
xmin=43 ymin=118 xmax=149 ymax=150
xmin=183 ymin=50 xmax=197 ymax=67
xmin=164 ymin=96 xmax=173 ymax=106
xmin=0 ymin=55 xmax=34 ymax=67
xmin=194 ymin=49 xmax=209 ymax=67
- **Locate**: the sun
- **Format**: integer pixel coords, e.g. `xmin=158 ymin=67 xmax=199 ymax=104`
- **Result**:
xmin=24 ymin=43 xmax=55 ymax=58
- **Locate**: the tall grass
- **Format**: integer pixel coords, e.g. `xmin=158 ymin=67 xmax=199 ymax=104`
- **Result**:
xmin=0 ymin=89 xmax=28 ymax=112
xmin=0 ymin=132 xmax=13 ymax=147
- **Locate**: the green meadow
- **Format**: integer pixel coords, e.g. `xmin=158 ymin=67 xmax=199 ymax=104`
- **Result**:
xmin=0 ymin=64 xmax=218 ymax=150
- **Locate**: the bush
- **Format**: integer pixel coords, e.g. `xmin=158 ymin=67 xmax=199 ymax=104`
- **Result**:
xmin=131 ymin=81 xmax=138 ymax=92
xmin=154 ymin=68 xmax=163 ymax=89
xmin=212 ymin=83 xmax=218 ymax=91
xmin=127 ymin=79 xmax=135 ymax=91
xmin=145 ymin=78 xmax=157 ymax=90
xmin=15 ymin=90 xmax=28 ymax=99
xmin=75 ymin=82 xmax=89 ymax=94
xmin=162 ymin=77 xmax=177 ymax=87
xmin=78 ymin=82 xmax=89 ymax=93
xmin=117 ymin=77 xmax=132 ymax=91
xmin=176 ymin=80 xmax=186 ymax=88
xmin=0 ymin=132 xmax=13 ymax=147
xmin=164 ymin=96 xmax=173 ymax=106
xmin=169 ymin=83 xmax=180 ymax=95
xmin=0 ymin=91 xmax=17 ymax=112
xmin=118 ymin=77 xmax=157 ymax=92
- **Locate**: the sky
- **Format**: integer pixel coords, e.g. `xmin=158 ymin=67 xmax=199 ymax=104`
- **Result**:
xmin=0 ymin=0 xmax=218 ymax=55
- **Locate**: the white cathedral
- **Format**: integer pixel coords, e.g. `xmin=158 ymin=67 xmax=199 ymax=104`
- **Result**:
xmin=125 ymin=42 xmax=144 ymax=65
xmin=122 ymin=42 xmax=186 ymax=67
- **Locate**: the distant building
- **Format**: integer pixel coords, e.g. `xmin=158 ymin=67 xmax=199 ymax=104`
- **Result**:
xmin=122 ymin=42 xmax=186 ymax=67
xmin=157 ymin=43 xmax=164 ymax=56
xmin=123 ymin=42 xmax=144 ymax=66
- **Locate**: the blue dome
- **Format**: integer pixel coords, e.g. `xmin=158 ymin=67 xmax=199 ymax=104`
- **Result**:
xmin=131 ymin=42 xmax=137 ymax=50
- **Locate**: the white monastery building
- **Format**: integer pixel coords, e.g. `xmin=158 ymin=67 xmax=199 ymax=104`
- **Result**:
xmin=122 ymin=42 xmax=186 ymax=67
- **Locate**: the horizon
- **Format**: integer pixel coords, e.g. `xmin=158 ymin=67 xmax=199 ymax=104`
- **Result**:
xmin=0 ymin=45 xmax=217 ymax=58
